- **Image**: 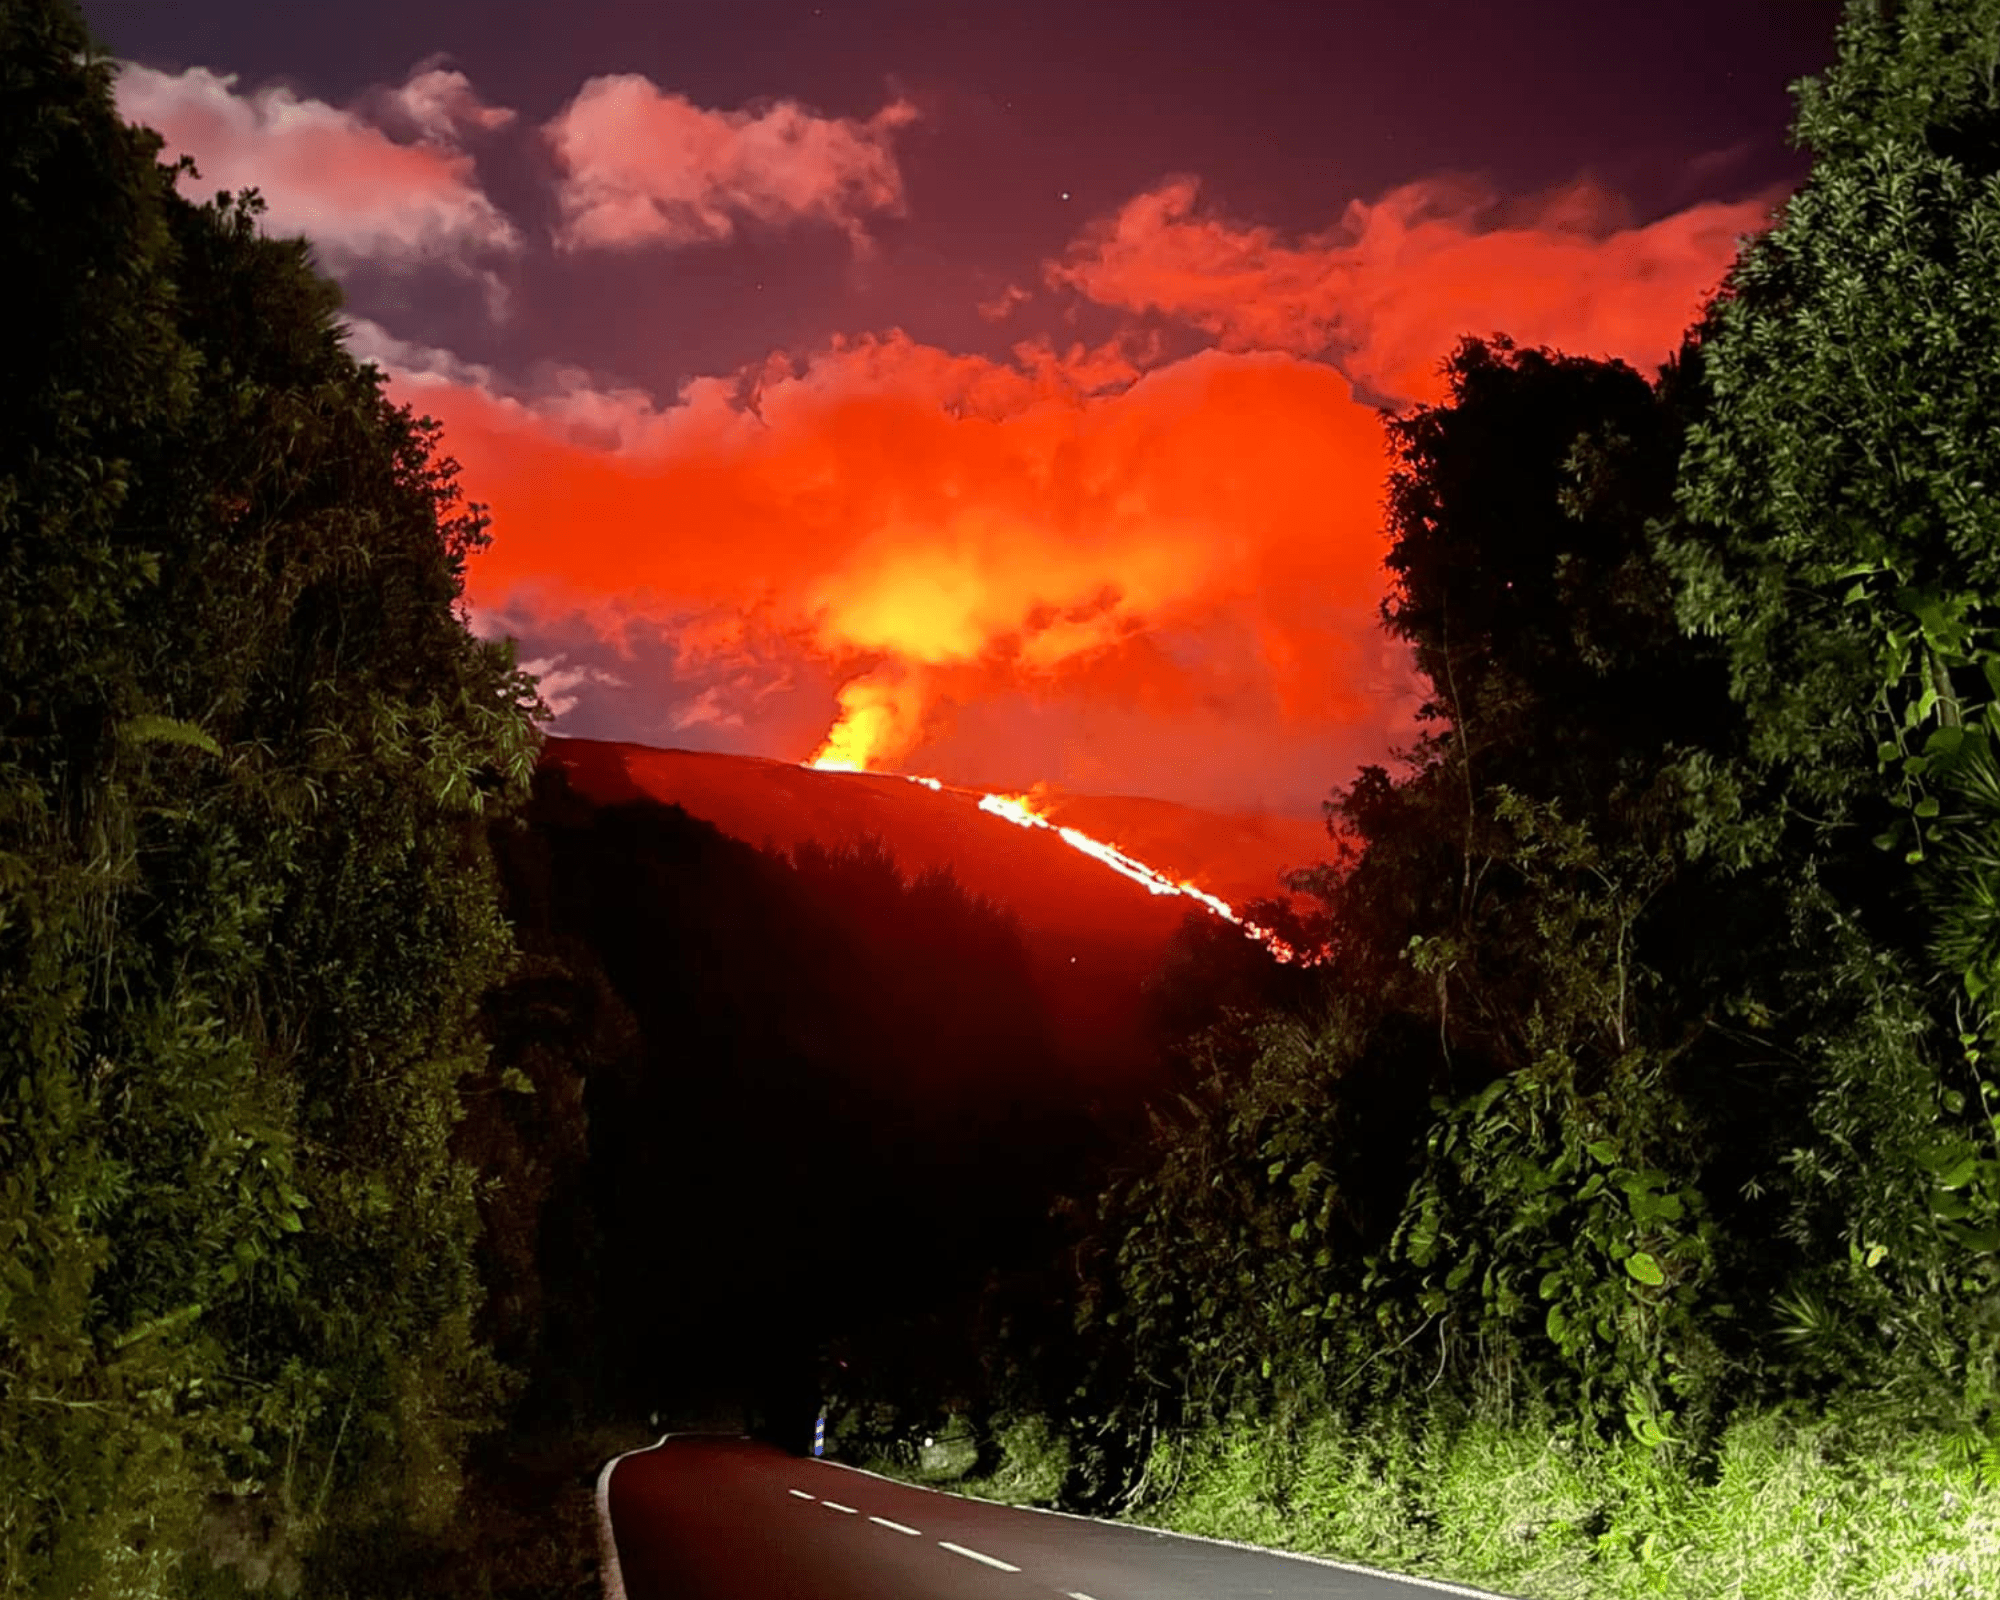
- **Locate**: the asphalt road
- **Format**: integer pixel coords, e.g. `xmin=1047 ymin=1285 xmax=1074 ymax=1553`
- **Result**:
xmin=601 ymin=1435 xmax=1518 ymax=1600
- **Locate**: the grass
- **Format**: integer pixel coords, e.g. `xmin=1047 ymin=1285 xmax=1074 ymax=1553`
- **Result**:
xmin=854 ymin=1403 xmax=2000 ymax=1598
xmin=848 ymin=1409 xmax=1070 ymax=1506
xmin=1141 ymin=1406 xmax=2000 ymax=1599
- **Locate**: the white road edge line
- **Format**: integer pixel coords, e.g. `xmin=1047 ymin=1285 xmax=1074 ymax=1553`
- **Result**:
xmin=821 ymin=1500 xmax=859 ymax=1514
xmin=1067 ymin=1592 xmax=1100 ymax=1600
xmin=812 ymin=1458 xmax=1524 ymax=1600
xmin=938 ymin=1541 xmax=1021 ymax=1573
xmin=870 ymin=1515 xmax=923 ymax=1535
xmin=597 ymin=1431 xmax=752 ymax=1600
xmin=788 ymin=1489 xmax=816 ymax=1500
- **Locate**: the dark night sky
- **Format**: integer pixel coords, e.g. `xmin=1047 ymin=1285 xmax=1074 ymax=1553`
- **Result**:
xmin=83 ymin=0 xmax=1853 ymax=814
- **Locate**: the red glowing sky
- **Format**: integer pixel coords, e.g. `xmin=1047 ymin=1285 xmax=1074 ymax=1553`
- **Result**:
xmin=89 ymin=0 xmax=1852 ymax=815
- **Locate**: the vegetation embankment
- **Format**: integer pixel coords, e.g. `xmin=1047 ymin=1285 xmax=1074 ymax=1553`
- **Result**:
xmin=827 ymin=4 xmax=2000 ymax=1595
xmin=0 ymin=0 xmax=565 ymax=1591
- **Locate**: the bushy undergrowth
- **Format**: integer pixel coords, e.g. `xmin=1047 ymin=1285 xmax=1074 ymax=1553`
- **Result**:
xmin=1121 ymin=1403 xmax=2000 ymax=1600
xmin=179 ymin=1421 xmax=650 ymax=1600
xmin=853 ymin=1398 xmax=2000 ymax=1598
xmin=842 ymin=1408 xmax=1070 ymax=1507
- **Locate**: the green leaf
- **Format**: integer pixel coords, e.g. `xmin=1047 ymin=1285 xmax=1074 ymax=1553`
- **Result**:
xmin=112 ymin=1302 xmax=205 ymax=1349
xmin=118 ymin=713 xmax=222 ymax=758
xmin=1625 ymin=1252 xmax=1666 ymax=1287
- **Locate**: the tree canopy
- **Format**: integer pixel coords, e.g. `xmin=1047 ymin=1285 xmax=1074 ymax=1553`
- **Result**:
xmin=1 ymin=2 xmax=542 ymax=1591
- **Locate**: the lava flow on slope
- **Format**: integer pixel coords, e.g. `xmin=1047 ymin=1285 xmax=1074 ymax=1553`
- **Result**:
xmin=820 ymin=765 xmax=1320 ymax=964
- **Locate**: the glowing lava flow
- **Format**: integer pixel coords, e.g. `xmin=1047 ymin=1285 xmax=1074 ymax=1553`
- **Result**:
xmin=803 ymin=759 xmax=1315 ymax=964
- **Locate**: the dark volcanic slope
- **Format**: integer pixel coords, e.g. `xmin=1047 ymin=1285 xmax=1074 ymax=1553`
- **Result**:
xmin=543 ymin=737 xmax=1328 ymax=948
xmin=542 ymin=737 xmax=1333 ymax=1084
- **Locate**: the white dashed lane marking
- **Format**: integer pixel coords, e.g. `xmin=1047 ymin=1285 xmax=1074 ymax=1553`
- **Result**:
xmin=787 ymin=1486 xmax=1023 ymax=1581
xmin=938 ymin=1541 xmax=1020 ymax=1573
xmin=1067 ymin=1593 xmax=1100 ymax=1600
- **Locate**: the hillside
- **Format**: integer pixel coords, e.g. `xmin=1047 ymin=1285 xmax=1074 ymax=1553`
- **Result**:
xmin=542 ymin=738 xmax=1330 ymax=942
xmin=540 ymin=737 xmax=1334 ymax=1084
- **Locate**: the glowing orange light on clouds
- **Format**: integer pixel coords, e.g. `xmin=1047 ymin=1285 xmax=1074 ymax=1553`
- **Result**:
xmin=354 ymin=163 xmax=1788 ymax=813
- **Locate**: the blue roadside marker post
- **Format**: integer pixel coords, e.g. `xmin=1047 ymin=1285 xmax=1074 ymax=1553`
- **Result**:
xmin=813 ymin=1412 xmax=825 ymax=1458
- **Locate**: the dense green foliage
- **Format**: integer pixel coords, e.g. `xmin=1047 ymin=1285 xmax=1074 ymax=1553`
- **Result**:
xmin=0 ymin=2 xmax=543 ymax=1593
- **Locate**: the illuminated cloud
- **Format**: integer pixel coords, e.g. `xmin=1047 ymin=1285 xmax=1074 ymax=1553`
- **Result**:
xmin=977 ymin=283 xmax=1033 ymax=322
xmin=116 ymin=62 xmax=521 ymax=295
xmin=670 ymin=686 xmax=747 ymax=733
xmin=1047 ymin=171 xmax=1789 ymax=409
xmin=343 ymin=316 xmax=501 ymax=388
xmin=361 ymin=320 xmax=1413 ymax=796
xmin=348 ymin=161 xmax=1787 ymax=809
xmin=518 ymin=654 xmax=626 ymax=721
xmin=368 ymin=63 xmax=518 ymax=145
xmin=543 ymin=76 xmax=919 ymax=253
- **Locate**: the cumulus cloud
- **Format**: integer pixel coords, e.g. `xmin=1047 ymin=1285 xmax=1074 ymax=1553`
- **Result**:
xmin=367 ymin=62 xmax=518 ymax=145
xmin=358 ymin=321 xmax=1424 ymax=803
xmin=670 ymin=685 xmax=747 ymax=732
xmin=116 ymin=62 xmax=520 ymax=302
xmin=1047 ymin=171 xmax=1790 ymax=409
xmin=349 ymin=161 xmax=1787 ymax=811
xmin=519 ymin=654 xmax=627 ymax=721
xmin=977 ymin=283 xmax=1032 ymax=322
xmin=342 ymin=315 xmax=502 ymax=388
xmin=543 ymin=76 xmax=919 ymax=253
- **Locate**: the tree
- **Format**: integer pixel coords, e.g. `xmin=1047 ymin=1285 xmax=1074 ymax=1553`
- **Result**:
xmin=1060 ymin=331 xmax=1764 ymax=1475
xmin=0 ymin=3 xmax=544 ymax=1591
xmin=1665 ymin=0 xmax=2000 ymax=989
xmin=1659 ymin=0 xmax=2000 ymax=1432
